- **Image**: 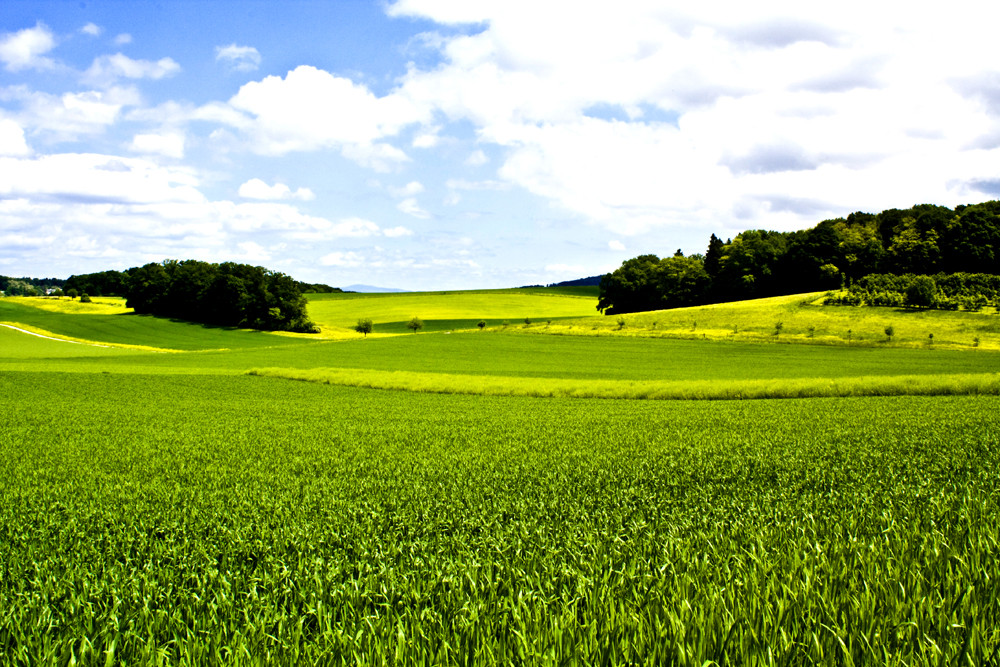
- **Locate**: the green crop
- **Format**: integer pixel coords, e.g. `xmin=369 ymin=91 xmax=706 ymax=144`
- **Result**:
xmin=2 ymin=372 xmax=1000 ymax=664
xmin=3 ymin=292 xmax=1000 ymax=664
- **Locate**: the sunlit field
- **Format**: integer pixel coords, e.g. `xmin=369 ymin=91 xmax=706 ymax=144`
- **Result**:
xmin=2 ymin=289 xmax=999 ymax=664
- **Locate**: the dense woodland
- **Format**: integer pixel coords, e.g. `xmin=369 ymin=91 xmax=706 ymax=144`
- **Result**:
xmin=1 ymin=261 xmax=339 ymax=332
xmin=598 ymin=201 xmax=1000 ymax=314
xmin=123 ymin=260 xmax=319 ymax=332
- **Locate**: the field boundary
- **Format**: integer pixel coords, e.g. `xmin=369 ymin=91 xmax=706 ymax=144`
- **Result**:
xmin=246 ymin=366 xmax=1000 ymax=400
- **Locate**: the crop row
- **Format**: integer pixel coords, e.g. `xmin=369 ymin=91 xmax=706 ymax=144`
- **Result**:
xmin=2 ymin=372 xmax=999 ymax=664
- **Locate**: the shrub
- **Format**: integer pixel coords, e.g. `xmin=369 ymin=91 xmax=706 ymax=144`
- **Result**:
xmin=905 ymin=276 xmax=936 ymax=308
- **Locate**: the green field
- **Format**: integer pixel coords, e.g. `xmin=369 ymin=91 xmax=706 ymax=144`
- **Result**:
xmin=2 ymin=290 xmax=1000 ymax=664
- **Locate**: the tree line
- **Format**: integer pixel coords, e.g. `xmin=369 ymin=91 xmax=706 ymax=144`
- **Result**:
xmin=598 ymin=200 xmax=1000 ymax=314
xmin=124 ymin=260 xmax=320 ymax=332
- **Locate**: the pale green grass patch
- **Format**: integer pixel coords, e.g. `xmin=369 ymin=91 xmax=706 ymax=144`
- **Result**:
xmin=305 ymin=287 xmax=598 ymax=334
xmin=545 ymin=292 xmax=1000 ymax=350
xmin=247 ymin=366 xmax=1000 ymax=400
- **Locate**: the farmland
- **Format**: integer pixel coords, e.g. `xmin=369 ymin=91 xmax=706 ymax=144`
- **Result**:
xmin=2 ymin=289 xmax=1000 ymax=664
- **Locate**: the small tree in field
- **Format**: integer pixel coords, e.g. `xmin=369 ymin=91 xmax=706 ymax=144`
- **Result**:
xmin=354 ymin=318 xmax=373 ymax=337
xmin=66 ymin=288 xmax=79 ymax=300
xmin=80 ymin=292 xmax=92 ymax=303
xmin=477 ymin=320 xmax=486 ymax=331
xmin=884 ymin=325 xmax=895 ymax=341
xmin=407 ymin=316 xmax=424 ymax=333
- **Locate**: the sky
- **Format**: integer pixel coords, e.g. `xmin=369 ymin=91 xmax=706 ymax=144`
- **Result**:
xmin=2 ymin=1 xmax=999 ymax=290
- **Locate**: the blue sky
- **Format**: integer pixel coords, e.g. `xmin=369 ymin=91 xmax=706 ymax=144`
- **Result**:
xmin=2 ymin=1 xmax=999 ymax=289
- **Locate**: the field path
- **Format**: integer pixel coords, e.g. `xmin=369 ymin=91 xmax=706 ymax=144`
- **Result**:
xmin=0 ymin=322 xmax=109 ymax=347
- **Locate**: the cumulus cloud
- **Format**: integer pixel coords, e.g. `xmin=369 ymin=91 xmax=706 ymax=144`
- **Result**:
xmin=464 ymin=149 xmax=488 ymax=166
xmin=238 ymin=178 xmax=315 ymax=201
xmin=383 ymin=226 xmax=414 ymax=237
xmin=378 ymin=1 xmax=1000 ymax=235
xmin=81 ymin=23 xmax=102 ymax=37
xmin=216 ymin=44 xmax=261 ymax=72
xmin=0 ymin=119 xmax=31 ymax=156
xmin=114 ymin=34 xmax=132 ymax=45
xmin=0 ymin=23 xmax=57 ymax=72
xmin=85 ymin=53 xmax=180 ymax=84
xmin=608 ymin=240 xmax=625 ymax=251
xmin=224 ymin=65 xmax=427 ymax=167
xmin=389 ymin=180 xmax=425 ymax=197
xmin=397 ymin=197 xmax=430 ymax=218
xmin=129 ymin=132 xmax=185 ymax=159
xmin=5 ymin=87 xmax=141 ymax=140
xmin=320 ymin=250 xmax=366 ymax=267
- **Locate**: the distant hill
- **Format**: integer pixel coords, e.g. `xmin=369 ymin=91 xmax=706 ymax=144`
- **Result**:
xmin=551 ymin=275 xmax=604 ymax=287
xmin=343 ymin=284 xmax=408 ymax=293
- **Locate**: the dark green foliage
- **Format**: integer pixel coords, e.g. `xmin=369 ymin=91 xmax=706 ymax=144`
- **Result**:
xmin=295 ymin=281 xmax=343 ymax=294
xmin=599 ymin=200 xmax=1000 ymax=315
xmin=124 ymin=260 xmax=317 ymax=333
xmin=64 ymin=269 xmax=128 ymax=297
xmin=79 ymin=292 xmax=92 ymax=303
xmin=354 ymin=318 xmax=373 ymax=336
xmin=0 ymin=275 xmax=64 ymax=295
xmin=598 ymin=253 xmax=710 ymax=314
xmin=826 ymin=272 xmax=1000 ymax=311
xmin=407 ymin=316 xmax=424 ymax=333
xmin=906 ymin=275 xmax=937 ymax=308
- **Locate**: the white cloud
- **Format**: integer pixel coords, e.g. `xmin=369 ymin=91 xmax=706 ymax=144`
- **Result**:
xmin=85 ymin=53 xmax=180 ymax=84
xmin=389 ymin=180 xmax=424 ymax=197
xmin=330 ymin=217 xmax=381 ymax=237
xmin=130 ymin=132 xmax=185 ymax=159
xmin=234 ymin=241 xmax=271 ymax=262
xmin=464 ymin=149 xmax=488 ymax=166
xmin=81 ymin=23 xmax=102 ymax=37
xmin=114 ymin=34 xmax=132 ymax=45
xmin=0 ymin=23 xmax=57 ymax=72
xmin=608 ymin=240 xmax=625 ymax=251
xmin=238 ymin=178 xmax=314 ymax=201
xmin=381 ymin=1 xmax=1000 ymax=234
xmin=216 ymin=44 xmax=261 ymax=72
xmin=225 ymin=65 xmax=427 ymax=167
xmin=0 ymin=153 xmax=204 ymax=205
xmin=320 ymin=250 xmax=366 ymax=267
xmin=383 ymin=226 xmax=414 ymax=237
xmin=0 ymin=119 xmax=31 ymax=156
xmin=6 ymin=87 xmax=141 ymax=140
xmin=412 ymin=126 xmax=442 ymax=148
xmin=397 ymin=197 xmax=430 ymax=218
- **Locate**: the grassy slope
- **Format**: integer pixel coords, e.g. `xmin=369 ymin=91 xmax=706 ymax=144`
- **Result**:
xmin=4 ymin=291 xmax=1000 ymax=661
xmin=2 ymin=290 xmax=999 ymax=399
xmin=548 ymin=292 xmax=1000 ymax=350
xmin=305 ymin=286 xmax=599 ymax=334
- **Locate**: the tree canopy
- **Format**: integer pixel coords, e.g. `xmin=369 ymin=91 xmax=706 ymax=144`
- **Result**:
xmin=123 ymin=260 xmax=318 ymax=333
xmin=599 ymin=200 xmax=1000 ymax=314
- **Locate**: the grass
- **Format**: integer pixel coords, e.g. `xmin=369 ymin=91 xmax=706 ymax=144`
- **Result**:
xmin=3 ymin=288 xmax=1000 ymax=663
xmin=247 ymin=366 xmax=1000 ymax=400
xmin=2 ymin=372 xmax=999 ymax=664
xmin=304 ymin=286 xmax=598 ymax=336
xmin=546 ymin=292 xmax=1000 ymax=350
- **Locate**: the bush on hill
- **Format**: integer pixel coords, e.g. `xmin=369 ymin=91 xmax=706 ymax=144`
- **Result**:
xmin=824 ymin=272 xmax=1000 ymax=311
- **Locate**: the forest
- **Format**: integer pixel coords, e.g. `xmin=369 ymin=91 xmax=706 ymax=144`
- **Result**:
xmin=598 ymin=200 xmax=1000 ymax=314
